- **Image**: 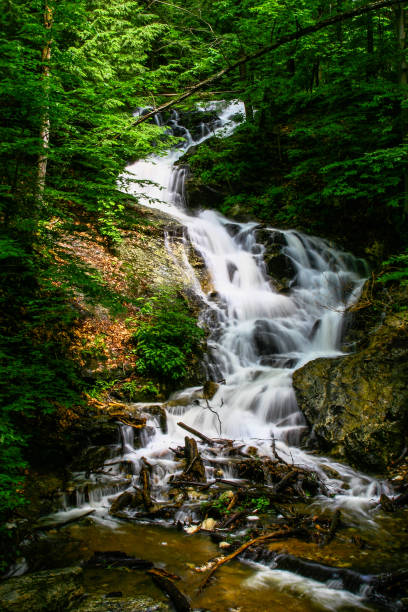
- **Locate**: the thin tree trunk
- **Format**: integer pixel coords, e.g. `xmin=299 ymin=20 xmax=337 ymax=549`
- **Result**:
xmin=395 ymin=2 xmax=408 ymax=86
xmin=134 ymin=0 xmax=406 ymax=126
xmin=37 ymin=1 xmax=53 ymax=205
xmin=394 ymin=3 xmax=408 ymax=213
xmin=239 ymin=55 xmax=254 ymax=122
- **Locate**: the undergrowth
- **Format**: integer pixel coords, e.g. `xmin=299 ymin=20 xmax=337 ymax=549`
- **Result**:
xmin=130 ymin=288 xmax=205 ymax=384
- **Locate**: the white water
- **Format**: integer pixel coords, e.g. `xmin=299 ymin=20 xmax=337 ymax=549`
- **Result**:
xmin=39 ymin=100 xmax=393 ymax=610
xmin=122 ymin=100 xmax=389 ymax=518
xmin=47 ymin=101 xmax=391 ymax=525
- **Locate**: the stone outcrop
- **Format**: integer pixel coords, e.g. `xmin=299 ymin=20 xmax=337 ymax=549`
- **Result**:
xmin=0 ymin=565 xmax=170 ymax=612
xmin=293 ymin=294 xmax=408 ymax=472
xmin=255 ymin=228 xmax=295 ymax=291
xmin=0 ymin=566 xmax=84 ymax=611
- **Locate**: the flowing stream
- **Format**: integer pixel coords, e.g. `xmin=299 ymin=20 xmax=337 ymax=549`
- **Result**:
xmin=34 ymin=102 xmax=404 ymax=611
xmin=122 ymin=101 xmax=388 ymax=518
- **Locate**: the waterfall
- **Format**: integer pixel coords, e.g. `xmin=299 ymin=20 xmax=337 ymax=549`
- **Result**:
xmin=124 ymin=101 xmax=389 ymax=518
xmin=48 ymin=101 xmax=389 ymax=528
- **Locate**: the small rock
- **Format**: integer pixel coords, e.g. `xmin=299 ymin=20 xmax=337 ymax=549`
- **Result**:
xmin=219 ymin=541 xmax=231 ymax=549
xmin=201 ymin=518 xmax=217 ymax=531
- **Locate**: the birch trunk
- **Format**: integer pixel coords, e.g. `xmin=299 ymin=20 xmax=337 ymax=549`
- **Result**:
xmin=37 ymin=2 xmax=53 ymax=204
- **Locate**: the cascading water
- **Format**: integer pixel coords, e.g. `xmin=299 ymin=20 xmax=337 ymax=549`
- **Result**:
xmin=123 ymin=101 xmax=390 ymax=519
xmin=35 ymin=101 xmax=400 ymax=611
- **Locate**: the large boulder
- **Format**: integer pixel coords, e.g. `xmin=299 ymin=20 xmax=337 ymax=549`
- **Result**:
xmin=0 ymin=566 xmax=83 ymax=612
xmin=293 ymin=312 xmax=408 ymax=472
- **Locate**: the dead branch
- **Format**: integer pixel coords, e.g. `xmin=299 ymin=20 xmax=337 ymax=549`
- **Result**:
xmin=134 ymin=0 xmax=403 ymax=126
xmin=177 ymin=421 xmax=228 ymax=445
xmin=147 ymin=568 xmax=191 ymax=612
xmin=199 ymin=528 xmax=298 ymax=591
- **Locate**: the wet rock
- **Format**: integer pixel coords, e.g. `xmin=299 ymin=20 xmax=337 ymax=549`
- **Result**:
xmin=293 ymin=313 xmax=408 ymax=472
xmin=201 ymin=518 xmax=217 ymax=531
xmin=255 ymin=229 xmax=295 ymax=289
xmin=109 ymin=489 xmax=144 ymax=515
xmin=0 ymin=566 xmax=83 ymax=611
xmin=253 ymin=320 xmax=281 ymax=356
xmin=82 ymin=416 xmax=119 ymax=447
xmin=118 ymin=206 xmax=206 ymax=298
xmin=264 ymin=253 xmax=295 ymax=286
xmin=202 ymin=381 xmax=219 ymax=399
xmin=141 ymin=404 xmax=168 ymax=434
xmin=184 ymin=174 xmax=225 ymax=212
xmin=71 ymin=445 xmax=112 ymax=472
xmin=76 ymin=595 xmax=170 ymax=611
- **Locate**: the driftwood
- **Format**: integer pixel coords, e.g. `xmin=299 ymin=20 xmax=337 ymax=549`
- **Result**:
xmin=177 ymin=422 xmax=216 ymax=445
xmin=199 ymin=528 xmax=298 ymax=591
xmin=274 ymin=469 xmax=297 ymax=494
xmin=182 ymin=436 xmax=206 ymax=482
xmin=221 ymin=510 xmax=247 ymax=529
xmin=116 ymin=417 xmax=146 ymax=429
xmin=172 ymin=477 xmax=247 ymax=490
xmin=147 ymin=568 xmax=191 ymax=612
xmin=139 ymin=465 xmax=152 ymax=510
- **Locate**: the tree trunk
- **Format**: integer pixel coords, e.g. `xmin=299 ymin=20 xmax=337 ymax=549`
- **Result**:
xmin=395 ymin=2 xmax=408 ymax=86
xmin=239 ymin=54 xmax=254 ymax=122
xmin=394 ymin=3 xmax=408 ymax=213
xmin=37 ymin=1 xmax=53 ymax=205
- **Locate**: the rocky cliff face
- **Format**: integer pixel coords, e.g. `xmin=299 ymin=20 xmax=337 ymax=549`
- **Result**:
xmin=293 ymin=284 xmax=408 ymax=473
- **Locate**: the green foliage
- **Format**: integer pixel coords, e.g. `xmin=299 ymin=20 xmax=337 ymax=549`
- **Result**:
xmin=88 ymin=378 xmax=118 ymax=399
xmin=378 ymin=250 xmax=408 ymax=286
xmin=121 ymin=380 xmax=160 ymax=401
xmin=132 ymin=289 xmax=204 ymax=383
xmin=250 ymin=496 xmax=270 ymax=512
xmin=0 ymin=254 xmax=85 ymax=523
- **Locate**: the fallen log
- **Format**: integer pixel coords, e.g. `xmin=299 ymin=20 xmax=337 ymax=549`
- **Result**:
xmin=274 ymin=469 xmax=297 ymax=494
xmin=221 ymin=510 xmax=247 ymax=529
xmin=172 ymin=478 xmax=247 ymax=490
xmin=147 ymin=568 xmax=191 ymax=612
xmin=177 ymin=422 xmax=228 ymax=445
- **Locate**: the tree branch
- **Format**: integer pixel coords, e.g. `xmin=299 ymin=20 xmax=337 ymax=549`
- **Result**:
xmin=134 ymin=0 xmax=405 ymax=125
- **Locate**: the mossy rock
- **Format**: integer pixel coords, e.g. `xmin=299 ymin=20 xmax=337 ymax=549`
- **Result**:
xmin=0 ymin=566 xmax=83 ymax=612
xmin=293 ymin=313 xmax=408 ymax=472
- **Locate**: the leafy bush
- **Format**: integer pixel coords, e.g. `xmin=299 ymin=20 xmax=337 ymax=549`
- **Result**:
xmin=378 ymin=250 xmax=408 ymax=286
xmin=132 ymin=289 xmax=204 ymax=383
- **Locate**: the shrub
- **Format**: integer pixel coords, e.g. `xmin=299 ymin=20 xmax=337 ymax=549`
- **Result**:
xmin=132 ymin=289 xmax=205 ymax=383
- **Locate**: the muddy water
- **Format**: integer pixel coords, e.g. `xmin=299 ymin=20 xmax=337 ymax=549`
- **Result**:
xmin=30 ymin=507 xmax=408 ymax=612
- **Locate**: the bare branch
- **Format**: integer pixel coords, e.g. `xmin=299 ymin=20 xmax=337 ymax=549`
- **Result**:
xmin=134 ymin=0 xmax=405 ymax=126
